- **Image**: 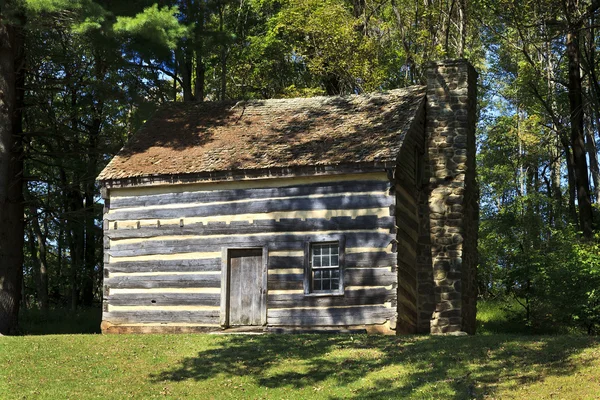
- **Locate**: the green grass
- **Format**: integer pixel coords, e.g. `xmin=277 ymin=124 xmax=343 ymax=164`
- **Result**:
xmin=476 ymin=299 xmax=532 ymax=335
xmin=1 ymin=334 xmax=599 ymax=399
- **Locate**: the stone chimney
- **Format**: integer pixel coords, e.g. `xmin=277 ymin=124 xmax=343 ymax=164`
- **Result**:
xmin=417 ymin=60 xmax=478 ymax=334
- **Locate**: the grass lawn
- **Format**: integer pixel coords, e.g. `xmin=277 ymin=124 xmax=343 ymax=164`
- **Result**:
xmin=1 ymin=333 xmax=599 ymax=399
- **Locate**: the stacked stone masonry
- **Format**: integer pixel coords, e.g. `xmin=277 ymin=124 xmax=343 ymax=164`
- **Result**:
xmin=416 ymin=60 xmax=478 ymax=334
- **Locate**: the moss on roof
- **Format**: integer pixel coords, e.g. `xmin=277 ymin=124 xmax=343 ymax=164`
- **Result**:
xmin=98 ymin=86 xmax=426 ymax=181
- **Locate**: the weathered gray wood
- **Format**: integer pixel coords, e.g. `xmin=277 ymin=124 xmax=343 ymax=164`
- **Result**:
xmin=303 ymin=241 xmax=310 ymax=295
xmin=261 ymin=245 xmax=268 ymax=326
xmin=267 ymin=305 xmax=393 ymax=326
xmin=110 ymin=180 xmax=392 ymax=209
xmin=101 ymin=162 xmax=395 ymax=189
xmin=268 ymin=251 xmax=397 ymax=270
xmin=268 ymin=273 xmax=304 ymax=283
xmin=396 ymin=208 xmax=419 ymax=232
xmin=107 ymin=293 xmax=221 ymax=307
xmin=106 ymin=216 xmax=395 ymax=239
xmin=229 ymin=249 xmax=263 ymax=326
xmin=106 ymin=258 xmax=221 ymax=273
xmin=106 ymin=274 xmax=221 ymax=289
xmin=339 ymin=235 xmax=346 ymax=293
xmin=268 ymin=287 xmax=395 ymax=308
xmin=220 ymin=248 xmax=228 ymax=327
xmin=269 ymin=268 xmax=396 ymax=289
xmin=108 ymin=231 xmax=394 ymax=258
xmin=107 ymin=194 xmax=393 ymax=221
xmin=344 ymin=252 xmax=398 ymax=267
xmin=103 ymin=310 xmax=220 ymax=324
xmin=344 ymin=268 xmax=397 ymax=286
xmin=267 ymin=280 xmax=303 ymax=291
xmin=268 ymin=256 xmax=304 ymax=270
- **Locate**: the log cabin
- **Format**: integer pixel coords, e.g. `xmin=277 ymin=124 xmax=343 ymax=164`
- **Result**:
xmin=97 ymin=59 xmax=478 ymax=335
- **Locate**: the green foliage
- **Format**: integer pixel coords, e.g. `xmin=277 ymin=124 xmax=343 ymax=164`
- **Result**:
xmin=114 ymin=4 xmax=188 ymax=50
xmin=24 ymin=0 xmax=110 ymax=32
xmin=273 ymin=0 xmax=385 ymax=94
xmin=476 ymin=299 xmax=533 ymax=335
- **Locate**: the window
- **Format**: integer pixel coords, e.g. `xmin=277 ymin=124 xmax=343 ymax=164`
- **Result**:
xmin=304 ymin=238 xmax=345 ymax=295
xmin=311 ymin=243 xmax=339 ymax=292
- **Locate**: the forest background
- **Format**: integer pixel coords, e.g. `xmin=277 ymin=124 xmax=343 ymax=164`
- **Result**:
xmin=1 ymin=0 xmax=599 ymax=335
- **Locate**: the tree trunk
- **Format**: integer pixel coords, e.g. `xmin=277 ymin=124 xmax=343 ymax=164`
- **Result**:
xmin=458 ymin=0 xmax=467 ymax=58
xmin=566 ymin=6 xmax=594 ymax=238
xmin=0 ymin=11 xmax=25 ymax=335
xmin=81 ymin=55 xmax=105 ymax=306
xmin=179 ymin=49 xmax=194 ymax=102
xmin=585 ymin=16 xmax=600 ymax=204
xmin=29 ymin=206 xmax=49 ymax=316
xmin=219 ymin=2 xmax=227 ymax=101
xmin=546 ymin=44 xmax=563 ymax=222
xmin=562 ymin=137 xmax=579 ymax=224
xmin=194 ymin=2 xmax=205 ymax=102
xmin=590 ymin=115 xmax=600 ymax=204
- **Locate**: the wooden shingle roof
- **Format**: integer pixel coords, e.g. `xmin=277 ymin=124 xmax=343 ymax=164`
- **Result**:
xmin=98 ymin=86 xmax=426 ymax=181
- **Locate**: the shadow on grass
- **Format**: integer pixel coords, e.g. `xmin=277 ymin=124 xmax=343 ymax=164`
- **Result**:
xmin=150 ymin=334 xmax=598 ymax=399
xmin=18 ymin=307 xmax=102 ymax=335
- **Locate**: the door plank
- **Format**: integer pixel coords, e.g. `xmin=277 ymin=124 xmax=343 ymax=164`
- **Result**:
xmin=228 ymin=249 xmax=263 ymax=326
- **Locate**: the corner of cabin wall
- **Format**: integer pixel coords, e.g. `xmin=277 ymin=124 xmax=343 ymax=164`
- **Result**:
xmin=417 ymin=59 xmax=478 ymax=335
xmin=394 ymin=103 xmax=426 ymax=335
xmin=100 ymin=182 xmax=111 ymax=334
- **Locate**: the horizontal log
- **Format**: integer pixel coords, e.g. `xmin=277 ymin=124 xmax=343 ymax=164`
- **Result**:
xmin=107 ymin=293 xmax=221 ymax=307
xmin=267 ymin=268 xmax=396 ymax=291
xmin=106 ymin=274 xmax=221 ymax=289
xmin=268 ymin=288 xmax=395 ymax=308
xmin=109 ymin=231 xmax=394 ymax=258
xmin=345 ymin=268 xmax=396 ymax=286
xmin=267 ymin=305 xmax=393 ymax=326
xmin=397 ymin=208 xmax=419 ymax=232
xmin=107 ymin=194 xmax=393 ymax=221
xmin=268 ymin=280 xmax=303 ymax=291
xmin=107 ymin=216 xmax=395 ymax=239
xmin=268 ymin=256 xmax=304 ymax=270
xmin=344 ymin=252 xmax=397 ymax=267
xmin=110 ymin=180 xmax=391 ymax=209
xmin=103 ymin=310 xmax=220 ymax=325
xmin=106 ymin=258 xmax=221 ymax=273
xmin=268 ymin=251 xmax=397 ymax=270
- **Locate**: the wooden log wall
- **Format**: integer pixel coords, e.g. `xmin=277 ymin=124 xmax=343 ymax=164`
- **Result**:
xmin=395 ymin=103 xmax=426 ymax=334
xmin=102 ymin=172 xmax=398 ymax=331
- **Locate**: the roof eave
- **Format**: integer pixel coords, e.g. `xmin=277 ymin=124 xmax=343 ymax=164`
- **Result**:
xmin=98 ymin=161 xmax=397 ymax=189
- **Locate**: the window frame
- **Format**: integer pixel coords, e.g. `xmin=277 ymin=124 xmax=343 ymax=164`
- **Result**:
xmin=303 ymin=235 xmax=346 ymax=296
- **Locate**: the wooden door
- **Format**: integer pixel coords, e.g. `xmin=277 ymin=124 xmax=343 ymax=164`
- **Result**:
xmin=228 ymin=249 xmax=263 ymax=326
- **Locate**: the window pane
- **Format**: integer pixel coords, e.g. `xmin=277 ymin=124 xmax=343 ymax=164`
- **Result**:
xmin=310 ymin=243 xmax=341 ymax=293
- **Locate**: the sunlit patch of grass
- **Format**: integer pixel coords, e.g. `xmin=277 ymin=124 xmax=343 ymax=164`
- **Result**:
xmin=477 ymin=299 xmax=533 ymax=335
